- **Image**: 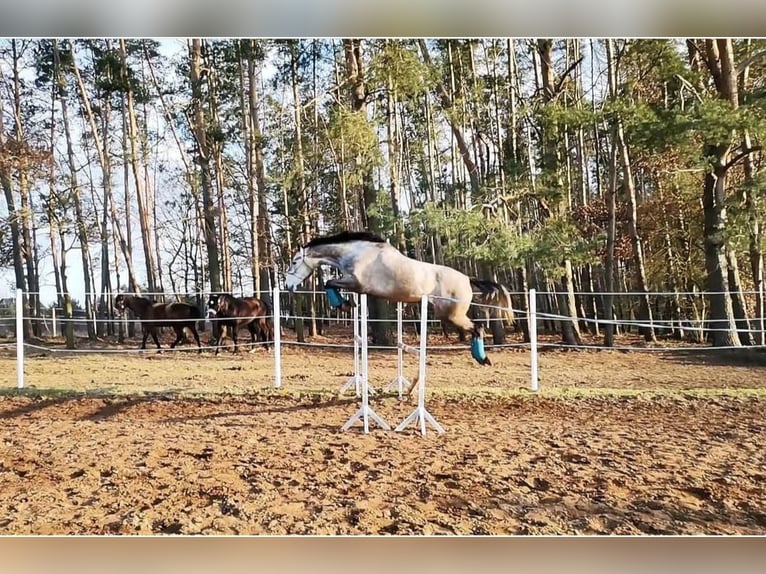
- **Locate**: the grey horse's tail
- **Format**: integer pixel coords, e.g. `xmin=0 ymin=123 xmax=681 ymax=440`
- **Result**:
xmin=469 ymin=278 xmax=515 ymax=324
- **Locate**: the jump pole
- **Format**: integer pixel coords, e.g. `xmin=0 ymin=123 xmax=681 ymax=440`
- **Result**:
xmin=273 ymin=285 xmax=282 ymax=389
xmin=16 ymin=288 xmax=24 ymax=389
xmin=396 ymin=294 xmax=445 ymax=436
xmin=339 ymin=292 xmax=362 ymax=396
xmin=341 ymin=294 xmax=390 ymax=433
xmin=385 ymin=301 xmax=411 ymax=397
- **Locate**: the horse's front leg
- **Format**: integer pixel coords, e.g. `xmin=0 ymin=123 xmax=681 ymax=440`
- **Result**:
xmin=214 ymin=324 xmax=226 ymax=356
xmin=324 ymin=276 xmax=360 ymax=311
xmin=232 ymin=326 xmax=239 ymax=354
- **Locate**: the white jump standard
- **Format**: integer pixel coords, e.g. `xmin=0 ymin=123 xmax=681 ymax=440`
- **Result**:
xmin=384 ymin=301 xmax=412 ymax=398
xmin=395 ymin=295 xmax=445 ymax=436
xmin=339 ymin=294 xmax=390 ymax=433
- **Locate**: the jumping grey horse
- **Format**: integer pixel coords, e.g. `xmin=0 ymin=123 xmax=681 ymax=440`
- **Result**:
xmin=284 ymin=230 xmax=494 ymax=365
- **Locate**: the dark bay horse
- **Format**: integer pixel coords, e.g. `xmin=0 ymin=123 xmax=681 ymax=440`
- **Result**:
xmin=206 ymin=293 xmax=273 ymax=355
xmin=114 ymin=294 xmax=203 ymax=353
xmin=284 ymin=230 xmax=493 ymax=365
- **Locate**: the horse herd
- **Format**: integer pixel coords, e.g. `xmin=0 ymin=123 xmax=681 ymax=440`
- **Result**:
xmin=113 ymin=293 xmax=274 ymax=355
xmin=112 ymin=230 xmax=517 ymax=364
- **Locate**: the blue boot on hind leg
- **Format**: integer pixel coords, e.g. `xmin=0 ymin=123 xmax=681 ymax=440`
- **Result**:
xmin=470 ymin=327 xmax=492 ymax=366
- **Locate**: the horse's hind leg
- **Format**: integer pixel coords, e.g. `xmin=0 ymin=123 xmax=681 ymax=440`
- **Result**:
xmin=247 ymin=323 xmax=258 ymax=352
xmin=259 ymin=319 xmax=272 ymax=349
xmin=444 ymin=308 xmax=491 ymax=366
xmin=140 ymin=327 xmax=150 ymax=350
xmin=189 ymin=325 xmax=202 ymax=353
xmin=440 ymin=319 xmax=451 ymax=342
xmin=170 ymin=326 xmax=184 ymax=349
xmin=150 ymin=328 xmax=162 ymax=351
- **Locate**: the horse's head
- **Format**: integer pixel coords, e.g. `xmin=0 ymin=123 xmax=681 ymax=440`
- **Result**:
xmin=206 ymin=294 xmax=221 ymax=318
xmin=114 ymin=294 xmax=127 ymax=316
xmin=285 ymin=246 xmax=317 ymax=292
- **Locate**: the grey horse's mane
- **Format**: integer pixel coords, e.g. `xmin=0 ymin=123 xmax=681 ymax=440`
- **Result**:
xmin=305 ymin=231 xmax=386 ymax=248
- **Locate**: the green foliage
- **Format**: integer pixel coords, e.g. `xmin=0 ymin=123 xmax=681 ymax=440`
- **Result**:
xmin=368 ymin=41 xmax=431 ymax=100
xmin=537 ymin=102 xmax=596 ymax=133
xmin=326 ymin=106 xmax=384 ymax=184
xmin=524 ymin=217 xmax=601 ymax=274
xmin=409 ymin=203 xmax=527 ymax=267
xmin=365 ymin=190 xmax=399 ymax=235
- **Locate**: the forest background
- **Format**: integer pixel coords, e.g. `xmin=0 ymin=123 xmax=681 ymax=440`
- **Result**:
xmin=1 ymin=38 xmax=765 ymax=348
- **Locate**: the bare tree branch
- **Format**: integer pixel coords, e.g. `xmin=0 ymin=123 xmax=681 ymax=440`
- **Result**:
xmin=725 ymin=146 xmax=763 ymax=172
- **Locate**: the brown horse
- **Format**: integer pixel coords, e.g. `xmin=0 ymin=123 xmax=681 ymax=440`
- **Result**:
xmin=206 ymin=293 xmax=273 ymax=355
xmin=114 ymin=294 xmax=203 ymax=353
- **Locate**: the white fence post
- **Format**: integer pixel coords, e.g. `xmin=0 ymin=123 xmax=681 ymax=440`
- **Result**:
xmin=52 ymin=307 xmax=57 ymax=338
xmin=273 ymin=284 xmax=281 ymax=389
xmin=16 ymin=288 xmax=24 ymax=389
xmin=529 ymin=288 xmax=538 ymax=392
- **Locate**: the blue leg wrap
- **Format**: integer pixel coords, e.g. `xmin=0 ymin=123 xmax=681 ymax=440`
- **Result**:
xmin=326 ymin=287 xmax=348 ymax=309
xmin=471 ymin=336 xmax=491 ymax=365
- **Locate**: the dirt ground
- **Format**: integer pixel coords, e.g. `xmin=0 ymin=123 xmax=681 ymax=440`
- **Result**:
xmin=1 ymin=333 xmax=766 ymax=535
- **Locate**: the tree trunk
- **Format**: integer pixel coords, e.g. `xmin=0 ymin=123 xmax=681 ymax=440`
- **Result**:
xmin=189 ymin=38 xmax=222 ymax=294
xmin=249 ymin=43 xmax=271 ymax=296
xmin=603 ymin=40 xmax=619 ymax=348
xmin=384 ymin=41 xmax=405 ymax=250
xmin=740 ymin=44 xmax=765 ymax=346
xmin=700 ymin=39 xmax=741 ymax=347
xmin=55 ymin=40 xmax=96 ymax=340
xmin=9 ymin=41 xmax=40 ymax=336
xmin=725 ymin=246 xmax=753 ymax=345
xmin=239 ymin=41 xmax=262 ymax=297
xmin=0 ymin=43 xmax=31 ymax=338
xmin=612 ymin=52 xmax=655 ymax=342
xmin=291 ymin=41 xmax=315 ymax=339
xmin=120 ymin=40 xmax=158 ymax=295
xmin=71 ymin=42 xmax=114 ymax=337
xmin=537 ymin=38 xmax=581 ymax=345
xmin=656 ymin=177 xmax=685 ymax=340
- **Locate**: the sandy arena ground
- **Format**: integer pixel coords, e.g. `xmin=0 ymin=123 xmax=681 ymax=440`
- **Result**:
xmin=1 ymin=330 xmax=765 ymax=535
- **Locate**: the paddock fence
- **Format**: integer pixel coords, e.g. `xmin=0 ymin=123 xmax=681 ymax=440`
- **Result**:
xmin=3 ymin=287 xmax=766 ymax=394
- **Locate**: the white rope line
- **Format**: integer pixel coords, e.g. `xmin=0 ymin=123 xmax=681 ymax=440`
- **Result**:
xmin=537 ymin=341 xmax=766 ymax=352
xmin=20 ymin=314 xmax=275 ymax=324
xmin=535 ymin=309 xmax=765 ymax=334
xmin=13 ymin=307 xmax=766 ymax=331
xmin=22 ymin=338 xmax=272 ymax=354
xmin=15 ymin=337 xmax=758 ymax=356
